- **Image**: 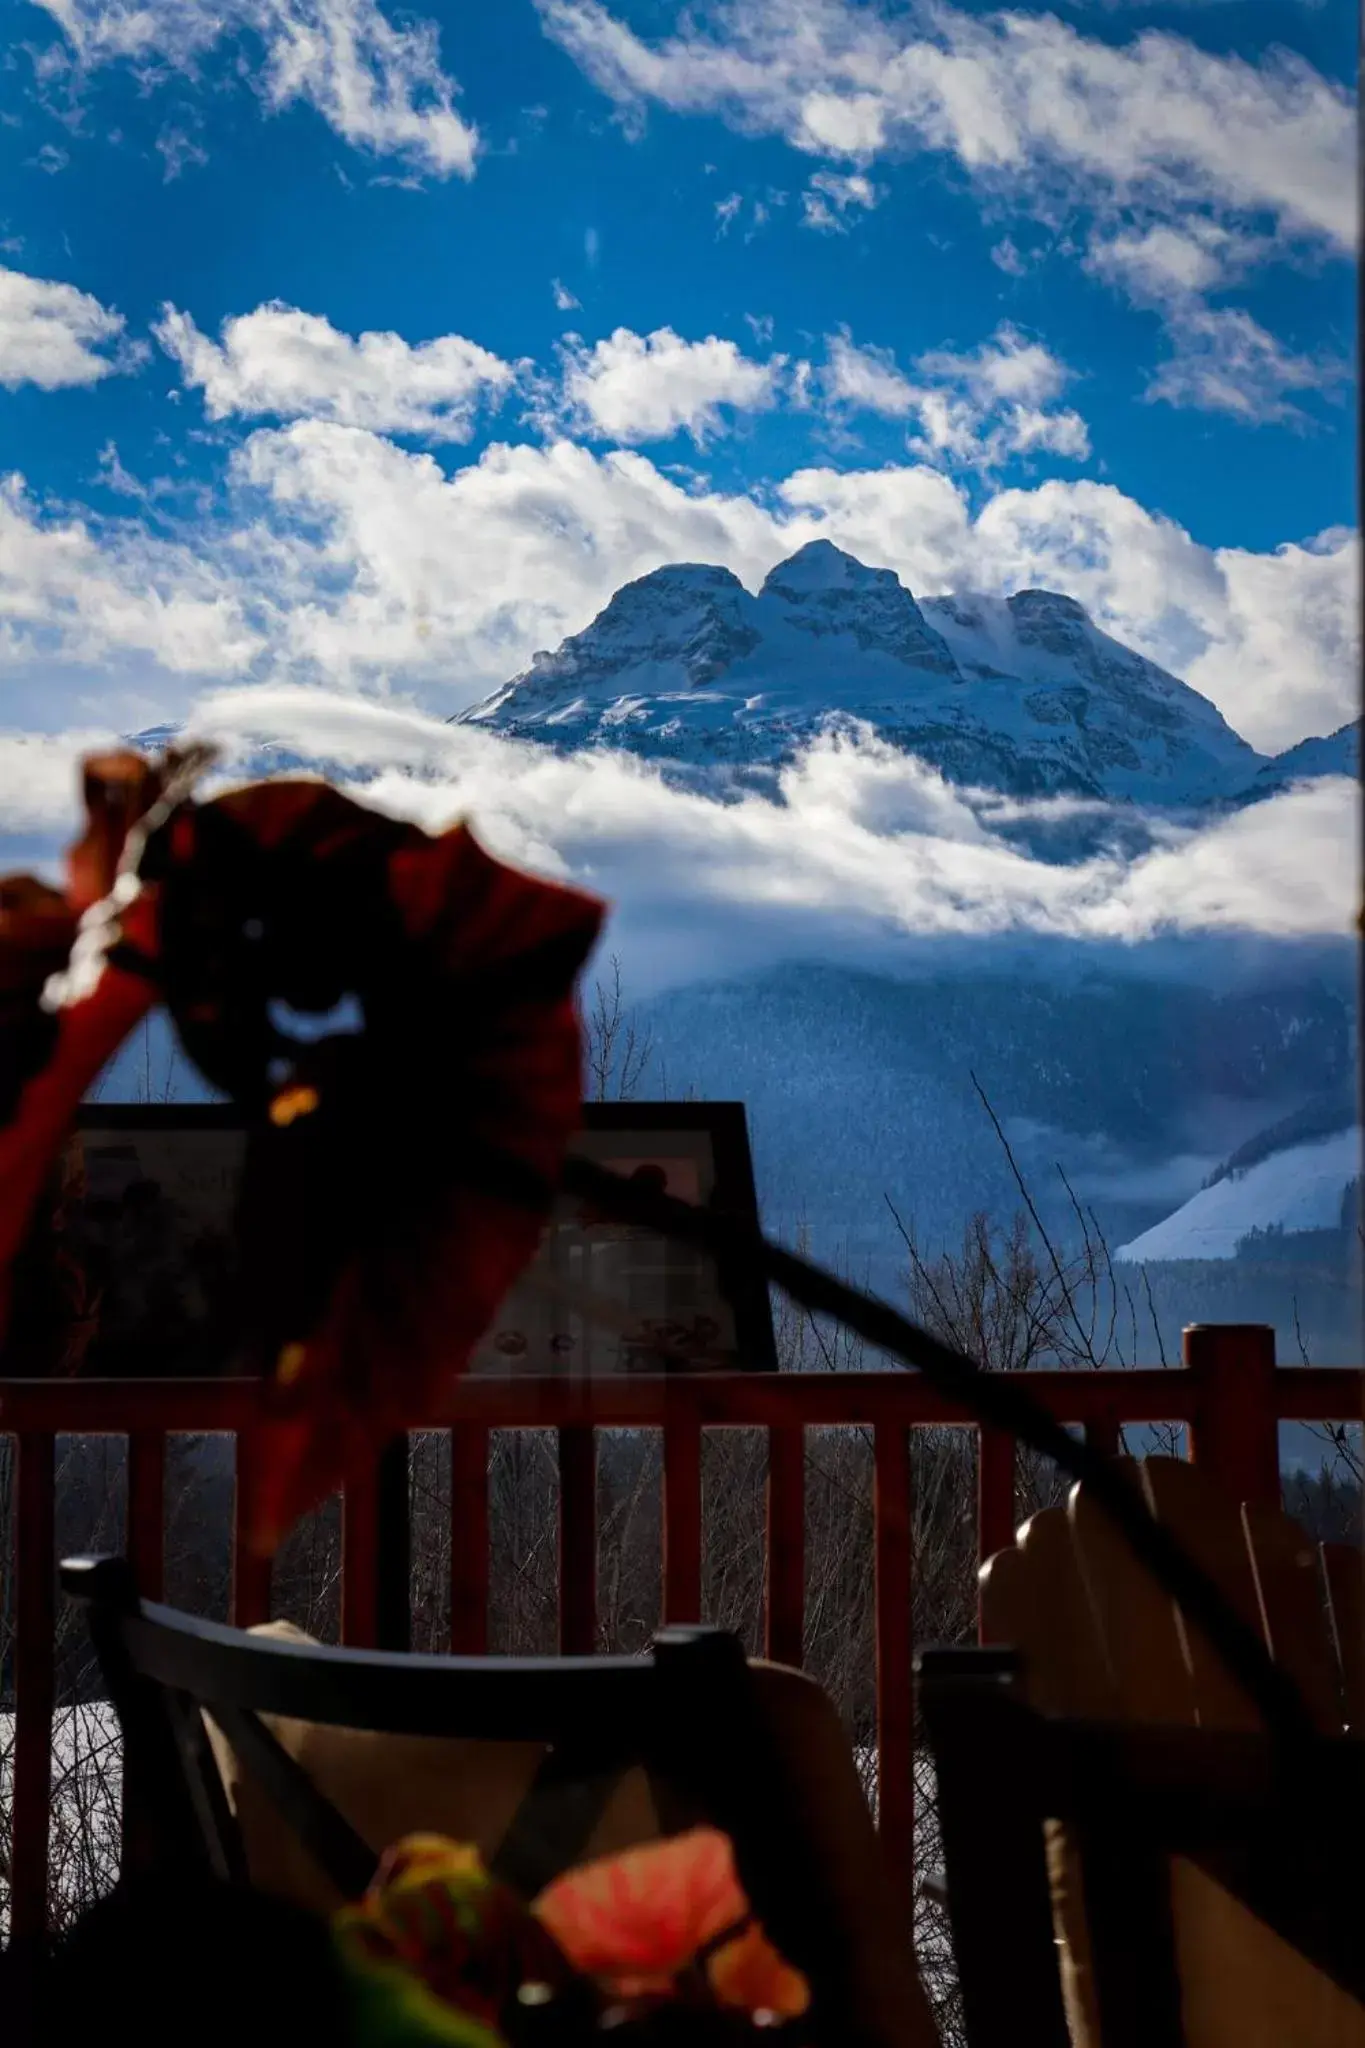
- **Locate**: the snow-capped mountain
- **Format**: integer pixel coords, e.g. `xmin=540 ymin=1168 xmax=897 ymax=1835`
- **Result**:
xmin=1232 ymin=719 xmax=1360 ymax=806
xmin=458 ymin=540 xmax=1266 ymax=805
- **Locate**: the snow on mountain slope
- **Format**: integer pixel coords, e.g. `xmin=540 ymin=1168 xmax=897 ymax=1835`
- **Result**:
xmin=458 ymin=540 xmax=1264 ymax=805
xmin=1232 ymin=719 xmax=1360 ymax=805
xmin=1114 ymin=1127 xmax=1360 ymax=1263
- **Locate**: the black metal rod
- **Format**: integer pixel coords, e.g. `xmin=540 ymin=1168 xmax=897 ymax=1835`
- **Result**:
xmin=562 ymin=1154 xmax=1315 ymax=1748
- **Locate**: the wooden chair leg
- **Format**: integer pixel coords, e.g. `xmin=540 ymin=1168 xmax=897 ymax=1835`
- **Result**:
xmin=917 ymin=1648 xmax=1070 ymax=2048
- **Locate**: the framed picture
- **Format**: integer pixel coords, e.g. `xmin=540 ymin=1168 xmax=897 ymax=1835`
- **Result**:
xmin=2 ymin=1102 xmax=776 ymax=1377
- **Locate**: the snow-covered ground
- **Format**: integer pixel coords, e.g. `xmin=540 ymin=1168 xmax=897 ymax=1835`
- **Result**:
xmin=1115 ymin=1127 xmax=1360 ymax=1263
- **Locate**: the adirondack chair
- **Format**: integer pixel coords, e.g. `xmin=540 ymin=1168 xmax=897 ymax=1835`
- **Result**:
xmin=919 ymin=1456 xmax=1365 ymax=2048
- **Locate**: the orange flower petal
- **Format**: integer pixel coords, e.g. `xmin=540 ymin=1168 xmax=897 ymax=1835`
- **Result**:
xmin=707 ymin=1922 xmax=811 ymax=2019
xmin=533 ymin=1829 xmax=748 ymax=1981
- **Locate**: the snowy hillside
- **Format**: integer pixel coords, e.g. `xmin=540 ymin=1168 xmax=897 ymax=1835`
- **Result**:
xmin=1232 ymin=720 xmax=1360 ymax=806
xmin=457 ymin=540 xmax=1264 ymax=805
xmin=1115 ymin=1126 xmax=1360 ymax=1263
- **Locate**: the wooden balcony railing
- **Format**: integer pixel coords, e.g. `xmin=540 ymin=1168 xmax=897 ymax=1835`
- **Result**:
xmin=2 ymin=1323 xmax=1362 ymax=1947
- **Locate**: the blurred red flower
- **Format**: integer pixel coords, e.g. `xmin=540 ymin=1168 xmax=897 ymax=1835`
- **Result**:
xmin=0 ymin=752 xmax=604 ymax=1552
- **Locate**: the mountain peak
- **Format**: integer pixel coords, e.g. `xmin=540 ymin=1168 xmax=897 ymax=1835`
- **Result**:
xmin=457 ymin=542 xmax=1264 ymax=805
xmin=761 ymin=539 xmax=895 ymax=599
xmin=1007 ymin=588 xmax=1091 ymax=627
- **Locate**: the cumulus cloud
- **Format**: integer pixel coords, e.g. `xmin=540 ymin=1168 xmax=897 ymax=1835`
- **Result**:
xmin=32 ymin=0 xmax=479 ymax=176
xmin=2 ymin=430 xmax=1355 ymax=751
xmin=824 ymin=326 xmax=1091 ymax=470
xmin=155 ymin=301 xmax=515 ymax=438
xmin=0 ymin=264 xmax=143 ymax=390
xmin=550 ymin=326 xmax=784 ymax=444
xmin=535 ymin=0 xmax=1356 ymax=250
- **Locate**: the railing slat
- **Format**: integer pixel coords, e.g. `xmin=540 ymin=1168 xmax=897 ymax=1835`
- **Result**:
xmin=126 ymin=1431 xmax=165 ymax=1601
xmin=122 ymin=1430 xmax=168 ymax=1877
xmin=450 ymin=1424 xmax=490 ymax=1654
xmin=765 ymin=1424 xmax=805 ymax=1668
xmin=663 ymin=1418 xmax=702 ymax=1625
xmin=558 ymin=1425 xmax=597 ymax=1655
xmin=1083 ymin=1414 xmax=1122 ymax=1461
xmin=342 ymin=1465 xmax=380 ymax=1649
xmin=12 ymin=1430 xmax=55 ymax=1948
xmin=231 ymin=1431 xmax=272 ymax=1628
xmin=873 ymin=1420 xmax=914 ymax=1897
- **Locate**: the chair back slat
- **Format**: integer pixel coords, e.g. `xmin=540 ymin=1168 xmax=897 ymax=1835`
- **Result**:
xmin=1322 ymin=1543 xmax=1365 ymax=1733
xmin=980 ymin=1508 xmax=1117 ymax=1722
xmin=1240 ymin=1504 xmax=1344 ymax=1736
xmin=1067 ymin=1463 xmax=1198 ymax=1727
xmin=1137 ymin=1459 xmax=1264 ymax=1733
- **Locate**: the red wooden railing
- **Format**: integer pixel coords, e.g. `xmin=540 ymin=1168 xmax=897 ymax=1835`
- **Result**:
xmin=2 ymin=1323 xmax=1362 ymax=1945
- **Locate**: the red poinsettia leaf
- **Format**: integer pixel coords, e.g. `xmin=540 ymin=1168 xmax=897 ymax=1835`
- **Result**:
xmin=144 ymin=780 xmax=603 ymax=1553
xmin=67 ymin=753 xmax=165 ymax=913
xmin=533 ymin=1830 xmax=749 ymax=1983
xmin=0 ymin=893 xmax=159 ymax=1349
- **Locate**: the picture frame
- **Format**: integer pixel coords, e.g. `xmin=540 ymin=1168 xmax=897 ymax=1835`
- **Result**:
xmin=2 ymin=1101 xmax=778 ymax=1378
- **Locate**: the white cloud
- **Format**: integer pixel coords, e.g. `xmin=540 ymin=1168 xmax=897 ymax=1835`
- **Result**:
xmin=0 ymin=472 xmax=263 ymax=730
xmin=551 ymin=326 xmax=784 ymax=444
xmin=0 ymin=264 xmax=142 ymax=390
xmin=990 ymin=237 xmax=1029 ymax=277
xmin=1085 ymin=221 xmax=1344 ymax=421
xmin=4 ymin=689 xmax=1352 ymax=1007
xmin=1145 ymin=302 xmax=1347 ymax=421
xmin=155 ymin=693 xmax=1355 ymax=986
xmin=824 ymin=326 xmax=1091 ymax=471
xmin=801 ymin=167 xmax=882 ymax=231
xmin=1 ymin=429 xmax=1354 ymax=753
xmin=155 ymin=301 xmax=515 ymax=439
xmin=155 ymin=123 xmax=209 ymax=180
xmin=33 ymin=0 xmax=479 ymax=176
xmin=1088 ymin=220 xmax=1246 ymax=300
xmin=536 ymin=0 xmax=1356 ymax=251
xmin=552 ymin=279 xmax=581 ymax=312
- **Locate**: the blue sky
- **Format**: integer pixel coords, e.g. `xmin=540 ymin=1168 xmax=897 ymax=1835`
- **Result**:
xmin=0 ymin=0 xmax=1356 ymax=777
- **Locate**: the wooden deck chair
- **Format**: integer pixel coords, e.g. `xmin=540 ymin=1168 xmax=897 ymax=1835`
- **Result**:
xmin=918 ymin=1457 xmax=1365 ymax=2048
xmin=61 ymin=1554 xmax=937 ymax=2048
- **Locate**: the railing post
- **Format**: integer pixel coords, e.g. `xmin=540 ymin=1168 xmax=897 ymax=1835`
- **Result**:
xmin=12 ymin=1430 xmax=54 ymax=1952
xmin=1185 ymin=1323 xmax=1280 ymax=1511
